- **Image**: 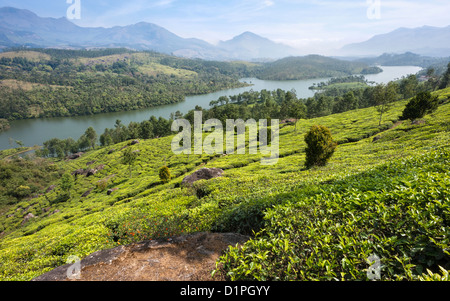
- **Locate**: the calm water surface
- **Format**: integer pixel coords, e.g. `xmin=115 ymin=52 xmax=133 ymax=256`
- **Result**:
xmin=0 ymin=65 xmax=422 ymax=150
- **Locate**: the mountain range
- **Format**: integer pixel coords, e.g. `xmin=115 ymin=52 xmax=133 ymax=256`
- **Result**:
xmin=0 ymin=7 xmax=299 ymax=61
xmin=1 ymin=7 xmax=449 ymax=61
xmin=340 ymin=25 xmax=450 ymax=57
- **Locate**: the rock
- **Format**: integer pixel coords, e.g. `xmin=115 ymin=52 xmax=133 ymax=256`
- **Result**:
xmin=412 ymin=119 xmax=426 ymax=125
xmin=46 ymin=209 xmax=60 ymax=217
xmin=130 ymin=139 xmax=140 ymax=145
xmin=31 ymin=246 xmax=126 ymax=281
xmin=280 ymin=118 xmax=296 ymax=124
xmin=31 ymin=232 xmax=248 ymax=281
xmin=22 ymin=213 xmax=35 ymax=225
xmin=45 ymin=185 xmax=56 ymax=194
xmin=182 ymin=168 xmax=224 ymax=186
xmin=107 ymin=188 xmax=118 ymax=195
xmin=67 ymin=152 xmax=83 ymax=160
xmin=108 ymin=149 xmax=115 ymax=154
xmin=85 ymin=169 xmax=97 ymax=177
xmin=72 ymin=169 xmax=86 ymax=176
xmin=82 ymin=188 xmax=93 ymax=198
xmin=95 ymin=164 xmax=105 ymax=171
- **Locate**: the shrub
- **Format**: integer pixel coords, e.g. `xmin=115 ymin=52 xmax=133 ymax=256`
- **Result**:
xmin=304 ymin=125 xmax=337 ymax=168
xmin=401 ymin=91 xmax=438 ymax=121
xmin=215 ymin=149 xmax=450 ymax=281
xmin=159 ymin=166 xmax=171 ymax=183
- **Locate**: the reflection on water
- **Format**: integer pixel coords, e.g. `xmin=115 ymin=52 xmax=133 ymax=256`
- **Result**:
xmin=0 ymin=66 xmax=422 ymax=150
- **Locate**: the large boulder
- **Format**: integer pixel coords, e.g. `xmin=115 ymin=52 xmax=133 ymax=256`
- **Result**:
xmin=22 ymin=213 xmax=36 ymax=225
xmin=182 ymin=168 xmax=224 ymax=186
xmin=67 ymin=152 xmax=83 ymax=160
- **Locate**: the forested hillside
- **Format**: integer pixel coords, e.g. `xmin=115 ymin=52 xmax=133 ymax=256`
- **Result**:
xmin=0 ymin=49 xmax=252 ymax=120
xmin=255 ymin=55 xmax=382 ymax=80
xmin=0 ymin=49 xmax=385 ymax=123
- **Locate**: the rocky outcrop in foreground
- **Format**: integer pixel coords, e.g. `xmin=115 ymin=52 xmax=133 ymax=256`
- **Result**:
xmin=32 ymin=232 xmax=248 ymax=281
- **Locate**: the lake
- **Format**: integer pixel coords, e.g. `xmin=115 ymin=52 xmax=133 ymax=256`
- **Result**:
xmin=0 ymin=65 xmax=422 ymax=151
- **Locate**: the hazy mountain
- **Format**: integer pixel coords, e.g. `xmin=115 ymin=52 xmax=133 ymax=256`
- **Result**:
xmin=354 ymin=52 xmax=450 ymax=68
xmin=0 ymin=7 xmax=218 ymax=57
xmin=0 ymin=7 xmax=296 ymax=61
xmin=255 ymin=55 xmax=378 ymax=80
xmin=217 ymin=31 xmax=299 ymax=61
xmin=340 ymin=25 xmax=450 ymax=57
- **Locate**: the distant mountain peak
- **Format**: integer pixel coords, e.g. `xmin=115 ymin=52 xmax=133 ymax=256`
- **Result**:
xmin=340 ymin=24 xmax=450 ymax=57
xmin=0 ymin=6 xmax=298 ymax=61
xmin=227 ymin=31 xmax=271 ymax=43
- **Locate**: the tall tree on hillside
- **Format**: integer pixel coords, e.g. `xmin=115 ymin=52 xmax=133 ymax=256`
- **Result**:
xmin=438 ymin=62 xmax=450 ymax=89
xmin=289 ymin=100 xmax=307 ymax=131
xmin=399 ymin=74 xmax=419 ymax=99
xmin=373 ymin=82 xmax=398 ymax=126
xmin=84 ymin=127 xmax=97 ymax=150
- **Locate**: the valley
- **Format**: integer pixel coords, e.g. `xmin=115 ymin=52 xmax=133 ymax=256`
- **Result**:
xmin=0 ymin=3 xmax=449 ymax=286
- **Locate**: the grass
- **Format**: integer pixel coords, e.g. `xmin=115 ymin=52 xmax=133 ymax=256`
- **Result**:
xmin=74 ymin=52 xmax=198 ymax=79
xmin=0 ymin=87 xmax=449 ymax=280
xmin=0 ymin=51 xmax=51 ymax=61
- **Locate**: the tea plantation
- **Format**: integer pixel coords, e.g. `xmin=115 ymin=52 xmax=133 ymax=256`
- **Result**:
xmin=0 ymin=88 xmax=449 ymax=281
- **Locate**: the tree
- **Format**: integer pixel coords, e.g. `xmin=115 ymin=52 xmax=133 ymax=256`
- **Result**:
xmin=159 ymin=166 xmax=171 ymax=183
xmin=288 ymin=100 xmax=307 ymax=131
xmin=373 ymin=82 xmax=398 ymax=126
xmin=121 ymin=148 xmax=139 ymax=178
xmin=399 ymin=74 xmax=419 ymax=99
xmin=304 ymin=125 xmax=337 ymax=169
xmin=438 ymin=62 xmax=450 ymax=89
xmin=100 ymin=129 xmax=114 ymax=146
xmin=401 ymin=91 xmax=439 ymax=121
xmin=139 ymin=120 xmax=154 ymax=139
xmin=84 ymin=127 xmax=97 ymax=150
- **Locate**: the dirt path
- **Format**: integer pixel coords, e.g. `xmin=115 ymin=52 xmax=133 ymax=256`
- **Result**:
xmin=32 ymin=232 xmax=249 ymax=281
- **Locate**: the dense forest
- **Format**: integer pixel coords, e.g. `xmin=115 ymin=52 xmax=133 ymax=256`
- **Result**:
xmin=0 ymin=118 xmax=9 ymax=132
xmin=0 ymin=49 xmax=252 ymax=120
xmin=0 ymin=49 xmax=387 ymax=122
xmin=35 ymin=62 xmax=450 ymax=160
xmin=254 ymin=55 xmax=382 ymax=80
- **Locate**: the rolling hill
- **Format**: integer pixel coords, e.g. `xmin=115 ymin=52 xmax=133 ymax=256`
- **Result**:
xmin=0 ymin=85 xmax=449 ymax=281
xmin=255 ymin=55 xmax=382 ymax=80
xmin=217 ymin=31 xmax=299 ymax=61
xmin=340 ymin=25 xmax=450 ymax=57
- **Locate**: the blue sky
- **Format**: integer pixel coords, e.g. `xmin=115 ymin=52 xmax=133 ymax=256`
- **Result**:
xmin=1 ymin=0 xmax=449 ymax=54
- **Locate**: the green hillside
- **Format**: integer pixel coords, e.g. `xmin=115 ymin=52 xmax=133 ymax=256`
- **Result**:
xmin=0 ymin=87 xmax=449 ymax=281
xmin=0 ymin=49 xmax=252 ymax=120
xmin=255 ymin=55 xmax=382 ymax=80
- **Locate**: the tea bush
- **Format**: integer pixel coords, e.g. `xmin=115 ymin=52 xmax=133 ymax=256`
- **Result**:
xmin=304 ymin=125 xmax=337 ymax=168
xmin=0 ymin=88 xmax=448 ymax=281
xmin=215 ymin=148 xmax=450 ymax=280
